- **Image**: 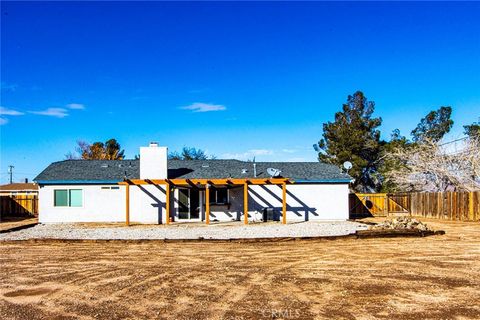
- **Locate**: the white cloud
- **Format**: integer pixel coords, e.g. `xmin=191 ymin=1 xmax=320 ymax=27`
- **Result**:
xmin=180 ymin=102 xmax=226 ymax=113
xmin=67 ymin=103 xmax=85 ymax=110
xmin=282 ymin=148 xmax=297 ymax=153
xmin=30 ymin=108 xmax=69 ymax=118
xmin=0 ymin=117 xmax=8 ymax=125
xmin=0 ymin=106 xmax=24 ymax=116
xmin=221 ymin=149 xmax=274 ymax=160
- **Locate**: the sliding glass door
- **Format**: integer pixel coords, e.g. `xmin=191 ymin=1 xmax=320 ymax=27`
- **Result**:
xmin=178 ymin=188 xmax=200 ymax=220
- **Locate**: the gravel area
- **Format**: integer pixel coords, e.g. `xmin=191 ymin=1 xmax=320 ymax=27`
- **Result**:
xmin=0 ymin=221 xmax=368 ymax=240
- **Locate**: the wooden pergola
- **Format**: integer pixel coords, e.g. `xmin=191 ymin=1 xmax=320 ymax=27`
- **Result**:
xmin=118 ymin=178 xmax=292 ymax=226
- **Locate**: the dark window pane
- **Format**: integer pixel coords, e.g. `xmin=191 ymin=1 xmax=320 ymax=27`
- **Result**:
xmin=178 ymin=189 xmax=189 ymax=219
xmin=190 ymin=190 xmax=199 ymax=219
xmin=54 ymin=190 xmax=68 ymax=206
xmin=216 ymin=188 xmax=228 ymax=204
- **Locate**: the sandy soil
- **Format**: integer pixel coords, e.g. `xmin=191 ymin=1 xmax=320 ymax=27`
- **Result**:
xmin=1 ymin=218 xmax=479 ymax=320
xmin=0 ymin=217 xmax=37 ymax=232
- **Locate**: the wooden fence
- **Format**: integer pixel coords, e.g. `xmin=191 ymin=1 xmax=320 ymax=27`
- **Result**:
xmin=0 ymin=195 xmax=38 ymax=218
xmin=409 ymin=191 xmax=479 ymax=221
xmin=350 ymin=191 xmax=479 ymax=221
xmin=349 ymin=193 xmax=410 ymax=217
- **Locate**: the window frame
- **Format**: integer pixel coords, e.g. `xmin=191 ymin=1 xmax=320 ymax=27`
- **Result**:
xmin=53 ymin=188 xmax=83 ymax=208
xmin=210 ymin=187 xmax=229 ymax=205
xmin=54 ymin=189 xmax=69 ymax=207
xmin=68 ymin=189 xmax=83 ymax=207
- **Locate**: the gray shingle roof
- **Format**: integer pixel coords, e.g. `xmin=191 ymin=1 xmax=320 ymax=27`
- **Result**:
xmin=34 ymin=159 xmax=351 ymax=183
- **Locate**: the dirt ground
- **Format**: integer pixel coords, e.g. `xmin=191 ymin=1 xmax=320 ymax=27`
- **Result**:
xmin=0 ymin=217 xmax=37 ymax=232
xmin=1 ymin=218 xmax=479 ymax=320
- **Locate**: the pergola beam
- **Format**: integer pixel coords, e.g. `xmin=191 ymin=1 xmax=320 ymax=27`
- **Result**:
xmin=205 ymin=184 xmax=210 ymax=224
xmin=120 ymin=177 xmax=292 ymax=226
xmin=165 ymin=182 xmax=170 ymax=224
xmin=119 ymin=178 xmax=291 ymax=186
xmin=282 ymin=182 xmax=287 ymax=224
xmin=244 ymin=183 xmax=248 ymax=224
xmin=125 ymin=183 xmax=130 ymax=226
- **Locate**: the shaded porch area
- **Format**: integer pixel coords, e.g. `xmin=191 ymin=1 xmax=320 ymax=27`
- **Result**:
xmin=119 ymin=178 xmax=293 ymax=226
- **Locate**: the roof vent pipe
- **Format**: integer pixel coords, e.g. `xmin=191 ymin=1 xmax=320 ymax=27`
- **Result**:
xmin=149 ymin=142 xmax=159 ymax=147
xmin=253 ymin=157 xmax=257 ymax=178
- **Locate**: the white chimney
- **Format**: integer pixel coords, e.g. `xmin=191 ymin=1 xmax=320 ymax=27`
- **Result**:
xmin=140 ymin=142 xmax=168 ymax=179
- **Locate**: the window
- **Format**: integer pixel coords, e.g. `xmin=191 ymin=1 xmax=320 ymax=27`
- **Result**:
xmin=54 ymin=189 xmax=83 ymax=207
xmin=69 ymin=189 xmax=82 ymax=207
xmin=216 ymin=188 xmax=228 ymax=204
xmin=211 ymin=188 xmax=229 ymax=204
xmin=54 ymin=190 xmax=68 ymax=206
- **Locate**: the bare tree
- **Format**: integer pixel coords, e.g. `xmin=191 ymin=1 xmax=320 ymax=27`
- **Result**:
xmin=383 ymin=138 xmax=480 ymax=192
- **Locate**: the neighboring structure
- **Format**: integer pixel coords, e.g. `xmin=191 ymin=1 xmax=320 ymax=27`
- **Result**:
xmin=0 ymin=183 xmax=39 ymax=218
xmin=34 ymin=143 xmax=351 ymax=224
xmin=0 ymin=182 xmax=39 ymax=196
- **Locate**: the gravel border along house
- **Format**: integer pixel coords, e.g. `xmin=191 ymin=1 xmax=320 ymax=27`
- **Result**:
xmin=0 ymin=221 xmax=368 ymax=241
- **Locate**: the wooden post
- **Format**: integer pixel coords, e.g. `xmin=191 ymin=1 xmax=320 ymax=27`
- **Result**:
xmin=244 ymin=183 xmax=248 ymax=224
xmin=205 ymin=184 xmax=210 ymax=224
xmin=469 ymin=192 xmax=474 ymax=221
xmin=166 ymin=182 xmax=170 ymax=224
xmin=125 ymin=183 xmax=130 ymax=226
xmin=282 ymin=182 xmax=287 ymax=224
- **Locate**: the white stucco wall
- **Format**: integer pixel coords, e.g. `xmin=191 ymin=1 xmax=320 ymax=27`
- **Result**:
xmin=129 ymin=184 xmax=168 ymax=224
xmin=38 ymin=185 xmax=127 ymax=223
xmin=38 ymin=183 xmax=349 ymax=223
xmin=39 ymin=184 xmax=170 ymax=224
xmin=214 ymin=184 xmax=349 ymax=222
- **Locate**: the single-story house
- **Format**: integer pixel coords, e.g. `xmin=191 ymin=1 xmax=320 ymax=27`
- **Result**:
xmin=34 ymin=143 xmax=351 ymax=224
xmin=0 ymin=182 xmax=39 ymax=196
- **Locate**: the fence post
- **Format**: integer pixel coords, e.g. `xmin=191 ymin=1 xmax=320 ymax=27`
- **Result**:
xmin=443 ymin=192 xmax=447 ymax=219
xmin=384 ymin=194 xmax=388 ymax=216
xmin=469 ymin=192 xmax=474 ymax=221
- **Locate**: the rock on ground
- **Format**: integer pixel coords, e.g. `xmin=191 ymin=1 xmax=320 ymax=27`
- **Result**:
xmin=371 ymin=216 xmax=430 ymax=231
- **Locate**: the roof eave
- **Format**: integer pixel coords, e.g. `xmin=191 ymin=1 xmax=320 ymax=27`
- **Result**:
xmin=294 ymin=179 xmax=351 ymax=184
xmin=35 ymin=180 xmax=122 ymax=185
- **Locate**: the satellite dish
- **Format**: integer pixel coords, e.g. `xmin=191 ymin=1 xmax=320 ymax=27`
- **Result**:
xmin=343 ymin=161 xmax=353 ymax=171
xmin=267 ymin=167 xmax=282 ymax=177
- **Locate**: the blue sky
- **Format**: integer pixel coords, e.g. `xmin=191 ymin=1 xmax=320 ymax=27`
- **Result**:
xmin=1 ymin=1 xmax=479 ymax=183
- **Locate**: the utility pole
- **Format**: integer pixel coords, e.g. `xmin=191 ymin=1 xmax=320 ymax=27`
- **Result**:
xmin=8 ymin=165 xmax=14 ymax=184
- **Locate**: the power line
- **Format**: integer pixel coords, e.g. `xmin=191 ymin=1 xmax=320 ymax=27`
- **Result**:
xmin=439 ymin=137 xmax=468 ymax=146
